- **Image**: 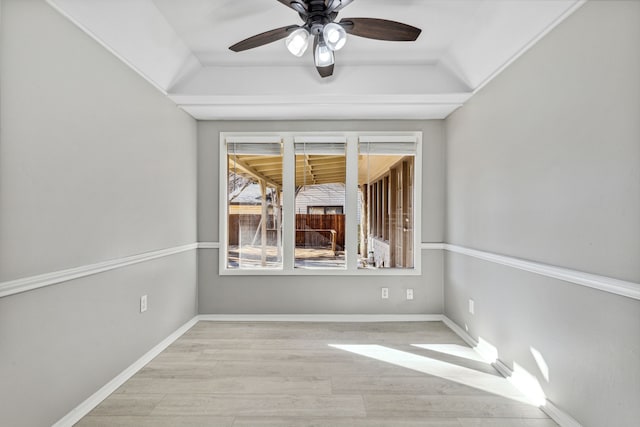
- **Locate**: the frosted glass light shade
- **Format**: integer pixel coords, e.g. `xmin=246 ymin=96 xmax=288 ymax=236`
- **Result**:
xmin=285 ymin=28 xmax=310 ymax=57
xmin=314 ymin=42 xmax=334 ymax=67
xmin=323 ymin=22 xmax=347 ymax=51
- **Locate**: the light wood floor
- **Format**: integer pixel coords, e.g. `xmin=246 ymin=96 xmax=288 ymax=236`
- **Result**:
xmin=76 ymin=321 xmax=556 ymax=427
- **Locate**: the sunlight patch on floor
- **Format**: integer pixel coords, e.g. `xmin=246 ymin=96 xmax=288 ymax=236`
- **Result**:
xmin=329 ymin=344 xmax=538 ymax=405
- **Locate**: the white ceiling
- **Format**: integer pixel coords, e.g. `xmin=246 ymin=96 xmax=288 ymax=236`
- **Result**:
xmin=47 ymin=0 xmax=585 ymax=120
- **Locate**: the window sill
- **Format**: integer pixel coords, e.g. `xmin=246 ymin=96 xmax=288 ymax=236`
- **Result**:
xmin=218 ymin=267 xmax=421 ymax=276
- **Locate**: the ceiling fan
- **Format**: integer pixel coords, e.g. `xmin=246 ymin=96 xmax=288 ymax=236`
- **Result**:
xmin=229 ymin=0 xmax=422 ymax=78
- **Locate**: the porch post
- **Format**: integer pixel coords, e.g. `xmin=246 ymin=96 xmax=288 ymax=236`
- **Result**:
xmin=260 ymin=179 xmax=267 ymax=267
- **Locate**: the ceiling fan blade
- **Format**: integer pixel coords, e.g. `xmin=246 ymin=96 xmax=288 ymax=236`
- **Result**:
xmin=313 ymin=35 xmax=334 ymax=78
xmin=339 ymin=18 xmax=421 ymax=41
xmin=317 ymin=63 xmax=334 ymax=78
xmin=229 ymin=25 xmax=299 ymax=52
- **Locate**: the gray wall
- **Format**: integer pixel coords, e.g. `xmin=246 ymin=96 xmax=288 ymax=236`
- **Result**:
xmin=0 ymin=1 xmax=198 ymax=426
xmin=444 ymin=1 xmax=640 ymax=426
xmin=198 ymin=120 xmax=445 ymax=314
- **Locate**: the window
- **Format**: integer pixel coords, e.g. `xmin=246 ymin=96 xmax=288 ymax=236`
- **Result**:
xmin=295 ymin=137 xmax=346 ymax=269
xmin=307 ymin=206 xmax=343 ymax=215
xmin=220 ymin=132 xmax=421 ymax=275
xmin=358 ymin=137 xmax=416 ymax=269
xmin=225 ymin=137 xmax=283 ymax=269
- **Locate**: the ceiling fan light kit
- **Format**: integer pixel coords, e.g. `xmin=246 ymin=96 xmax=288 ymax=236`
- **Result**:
xmin=314 ymin=36 xmax=335 ymax=67
xmin=229 ymin=0 xmax=421 ymax=78
xmin=285 ymin=27 xmax=311 ymax=56
xmin=322 ymin=22 xmax=347 ymax=51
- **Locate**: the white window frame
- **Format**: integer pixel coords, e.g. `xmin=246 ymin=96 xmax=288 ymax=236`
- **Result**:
xmin=219 ymin=131 xmax=422 ymax=276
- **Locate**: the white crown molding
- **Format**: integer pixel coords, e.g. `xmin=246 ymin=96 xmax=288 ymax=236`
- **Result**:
xmin=470 ymin=0 xmax=587 ymax=95
xmin=0 ymin=243 xmax=198 ymax=299
xmin=178 ymin=102 xmax=464 ymax=121
xmin=442 ymin=316 xmax=582 ymax=427
xmin=45 ymin=0 xmax=166 ymax=95
xmin=46 ymin=0 xmax=204 ymax=95
xmin=444 ymin=244 xmax=640 ymax=301
xmin=52 ymin=316 xmax=199 ymax=427
xmin=199 ymin=314 xmax=444 ymax=322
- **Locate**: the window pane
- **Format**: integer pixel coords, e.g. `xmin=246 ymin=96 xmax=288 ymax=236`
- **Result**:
xmin=227 ymin=142 xmax=283 ymax=269
xmin=294 ymin=142 xmax=346 ymax=269
xmin=358 ymin=141 xmax=415 ymax=269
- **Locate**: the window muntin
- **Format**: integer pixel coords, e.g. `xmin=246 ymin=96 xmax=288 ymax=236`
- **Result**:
xmin=220 ymin=132 xmax=421 ymax=275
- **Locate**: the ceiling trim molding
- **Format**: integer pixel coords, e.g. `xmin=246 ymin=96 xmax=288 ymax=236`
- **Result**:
xmin=172 ymin=93 xmax=471 ymax=120
xmin=178 ymin=103 xmax=465 ymax=121
xmin=471 ymin=0 xmax=587 ymax=95
xmin=45 ymin=0 xmax=168 ymax=95
xmin=169 ymin=93 xmax=472 ymax=106
xmin=45 ymin=0 xmax=586 ymax=121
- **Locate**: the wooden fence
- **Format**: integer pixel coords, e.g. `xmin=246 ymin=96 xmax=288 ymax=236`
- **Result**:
xmin=296 ymin=214 xmax=345 ymax=250
xmin=228 ymin=214 xmax=345 ymax=250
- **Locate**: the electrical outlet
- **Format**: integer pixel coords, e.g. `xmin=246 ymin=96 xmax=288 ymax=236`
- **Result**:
xmin=140 ymin=295 xmax=148 ymax=313
xmin=406 ymin=288 xmax=414 ymax=300
xmin=468 ymin=298 xmax=475 ymax=315
xmin=381 ymin=287 xmax=389 ymax=299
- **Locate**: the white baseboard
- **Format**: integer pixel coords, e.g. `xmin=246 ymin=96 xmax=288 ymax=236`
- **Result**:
xmin=493 ymin=360 xmax=582 ymax=427
xmin=52 ymin=314 xmax=442 ymax=426
xmin=441 ymin=315 xmax=477 ymax=347
xmin=52 ymin=316 xmax=199 ymax=427
xmin=441 ymin=315 xmax=582 ymax=427
xmin=492 ymin=359 xmax=512 ymax=378
xmin=198 ymin=314 xmax=444 ymax=322
xmin=54 ymin=314 xmax=582 ymax=427
xmin=542 ymin=399 xmax=583 ymax=427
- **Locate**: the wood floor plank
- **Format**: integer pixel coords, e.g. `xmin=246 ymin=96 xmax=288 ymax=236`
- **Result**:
xmin=150 ymin=394 xmax=367 ymax=417
xmin=206 ymin=359 xmax=433 ymax=377
xmin=117 ymin=376 xmax=332 ymax=395
xmin=331 ymin=375 xmax=500 ymax=396
xmin=457 ymin=419 xmax=559 ymax=427
xmin=232 ymin=417 xmax=463 ymax=426
xmin=75 ymin=415 xmax=234 ymax=427
xmin=198 ymin=347 xmax=362 ymax=362
xmin=364 ymin=394 xmax=550 ymax=418
xmin=87 ymin=394 xmax=165 ymax=416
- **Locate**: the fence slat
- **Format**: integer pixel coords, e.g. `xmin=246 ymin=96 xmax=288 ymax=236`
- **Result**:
xmin=229 ymin=214 xmax=345 ymax=250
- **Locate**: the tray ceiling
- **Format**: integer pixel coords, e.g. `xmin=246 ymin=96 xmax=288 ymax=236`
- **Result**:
xmin=46 ymin=0 xmax=584 ymax=120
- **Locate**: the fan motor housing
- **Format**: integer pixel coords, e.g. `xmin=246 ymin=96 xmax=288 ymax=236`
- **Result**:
xmin=306 ymin=0 xmax=332 ymax=35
